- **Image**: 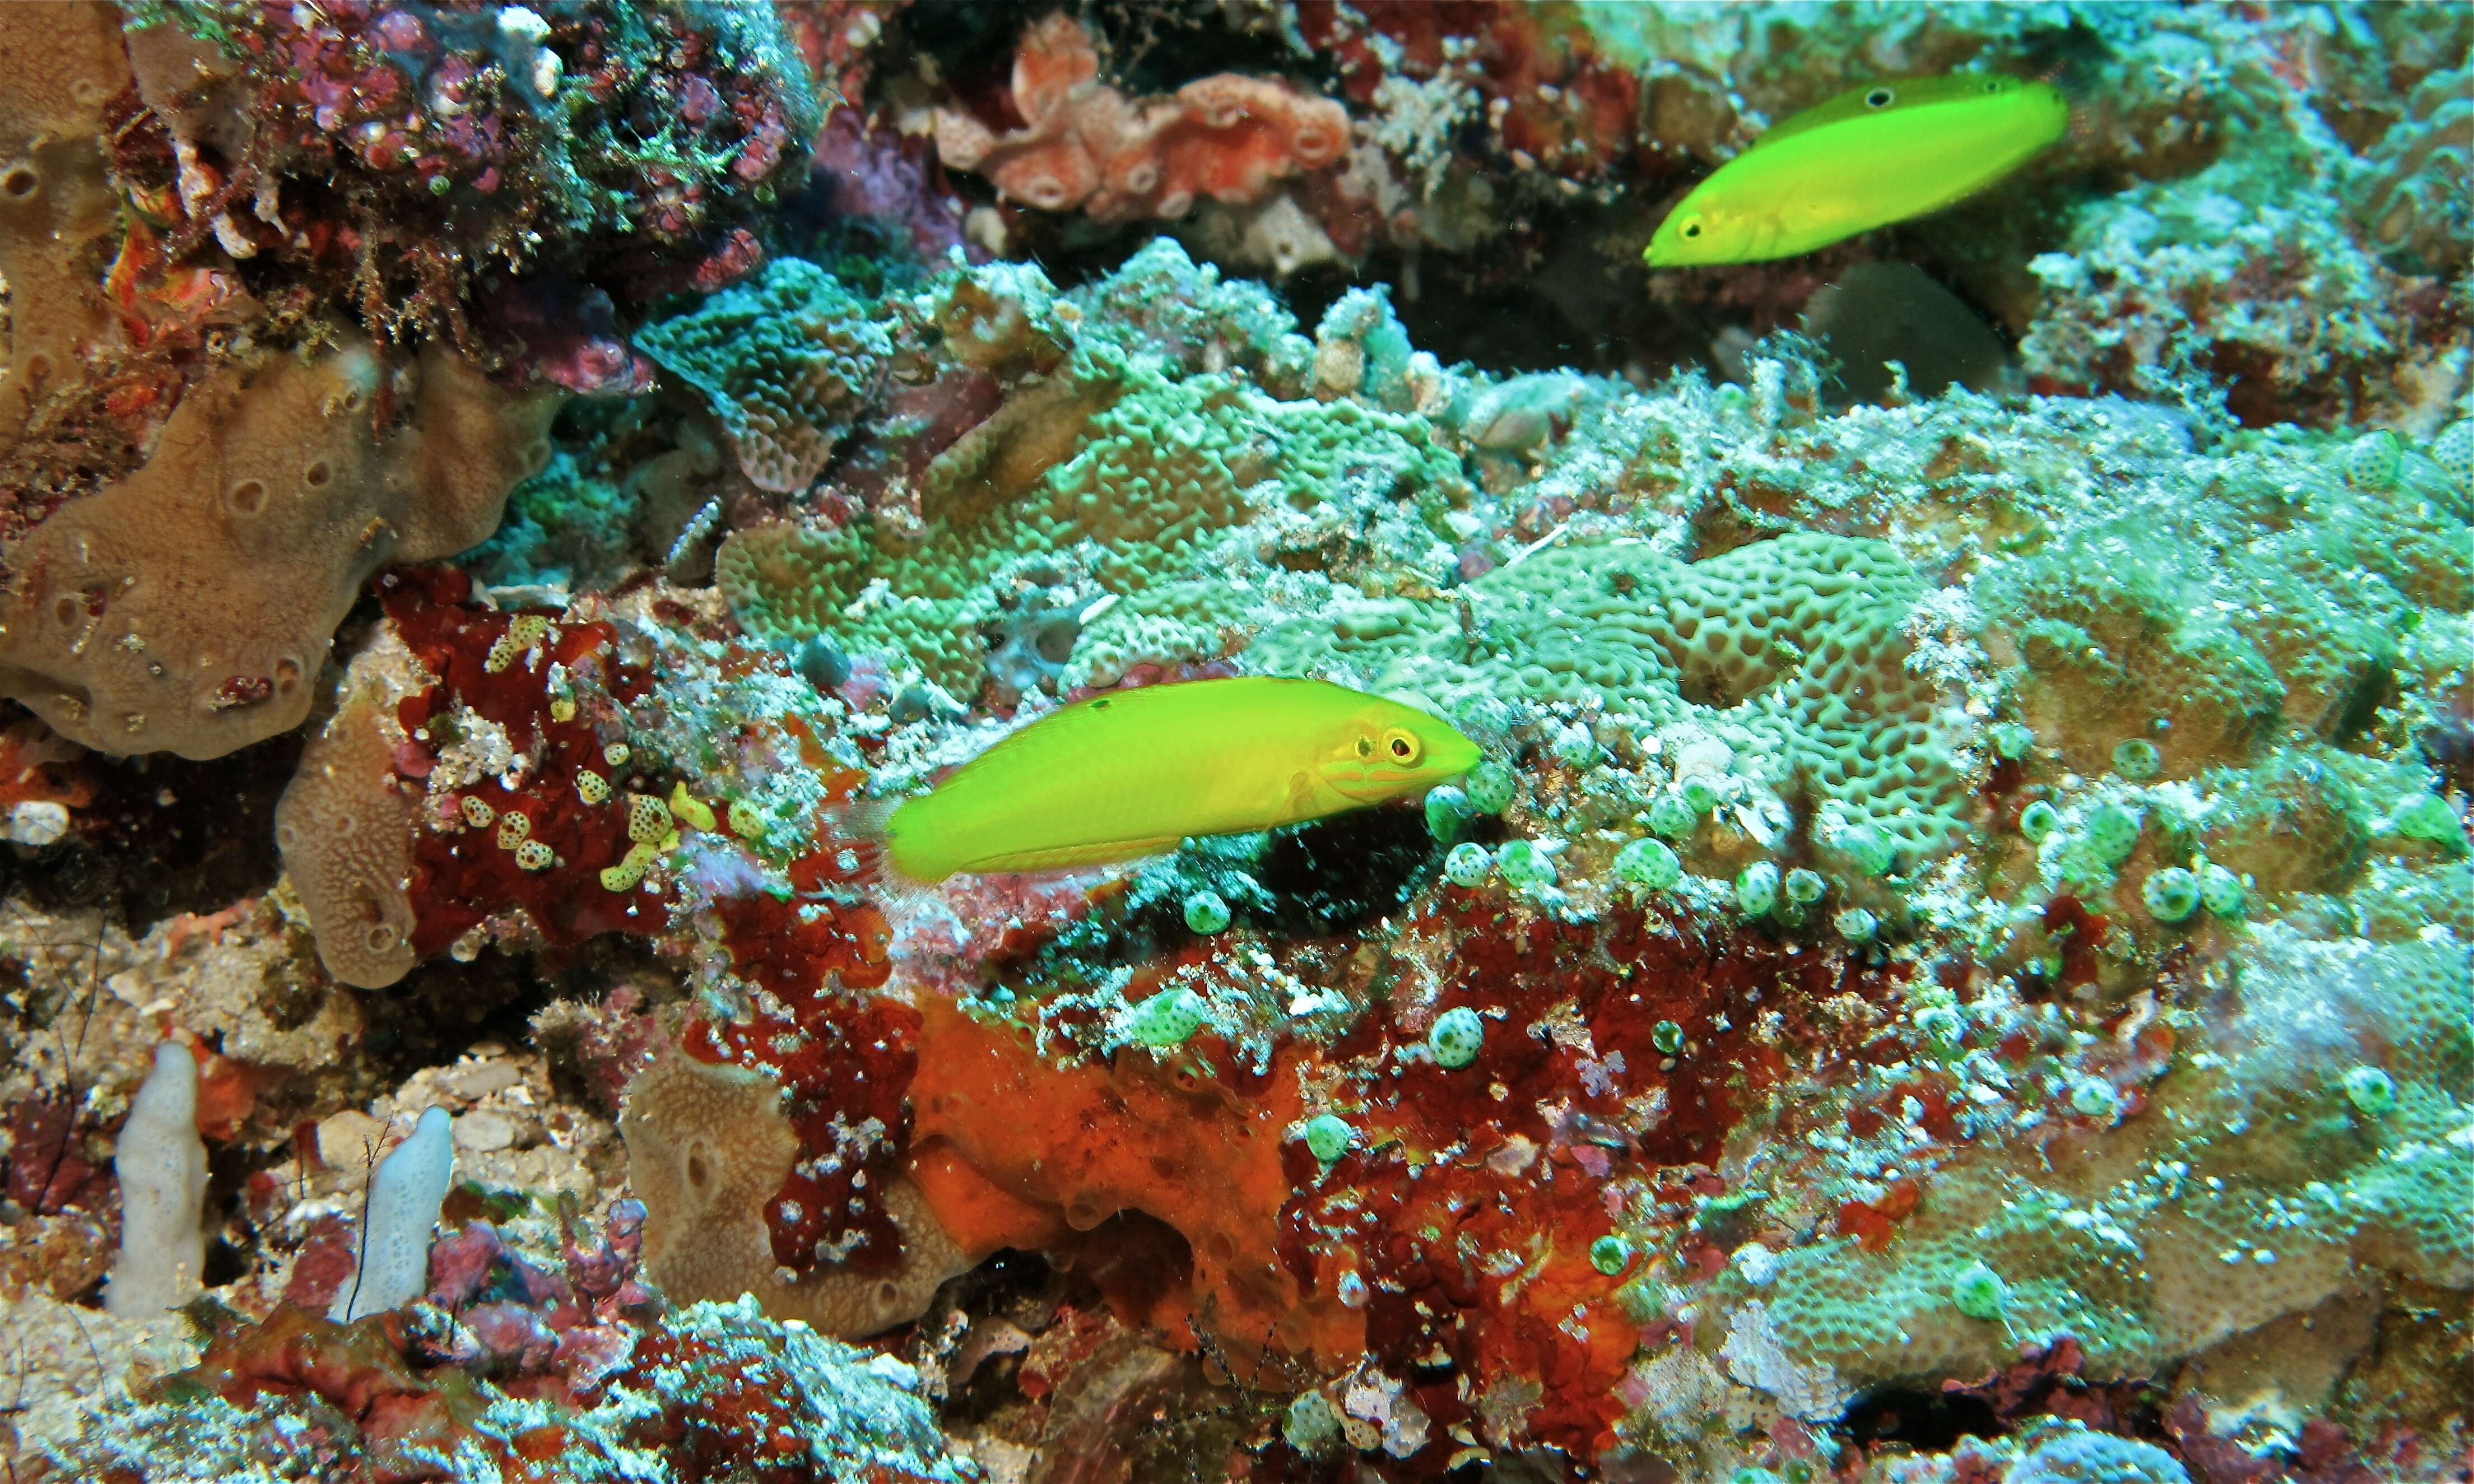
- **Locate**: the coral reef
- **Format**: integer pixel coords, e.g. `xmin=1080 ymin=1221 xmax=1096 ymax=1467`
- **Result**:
xmin=3 ymin=3 xmax=2470 ymax=1483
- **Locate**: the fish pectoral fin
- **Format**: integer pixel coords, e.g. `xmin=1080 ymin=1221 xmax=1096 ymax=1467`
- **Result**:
xmin=1286 ymin=770 xmax=1317 ymax=815
xmin=958 ymin=836 xmax=1187 ymax=875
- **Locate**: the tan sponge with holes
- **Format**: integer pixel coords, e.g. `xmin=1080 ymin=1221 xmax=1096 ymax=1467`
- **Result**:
xmin=618 ymin=1032 xmax=972 ymax=1337
xmin=0 ymin=338 xmax=556 ymax=759
xmin=273 ymin=627 xmax=425 ymax=989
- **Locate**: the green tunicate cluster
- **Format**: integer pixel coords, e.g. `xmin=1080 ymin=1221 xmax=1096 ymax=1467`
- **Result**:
xmin=2342 ymin=1065 xmax=2396 ymax=1117
xmin=2020 ymin=800 xmax=2061 ymax=840
xmin=1612 ymin=837 xmax=1682 ymax=891
xmin=1430 ymin=1006 xmax=1485 ymax=1068
xmin=1736 ymin=860 xmax=1781 ymax=917
xmin=1282 ymin=1391 xmax=1341 ymax=1457
xmin=1464 ymin=759 xmax=1517 ymax=815
xmin=1681 ymin=776 xmax=1725 ymax=815
xmin=2391 ymin=793 xmax=2467 ymax=849
xmin=1424 ymin=784 xmax=1471 ymax=843
xmin=1834 ymin=822 xmax=1898 ymax=877
xmin=2086 ymin=803 xmax=2142 ymax=865
xmin=1647 ymin=793 xmax=1700 ymax=838
xmin=2196 ymin=861 xmax=2247 ymax=917
xmin=1651 ymin=1019 xmax=1685 ymax=1055
xmin=2433 ymin=419 xmax=2474 ymax=495
xmin=1784 ymin=867 xmax=1825 ymax=905
xmin=1253 ymin=532 xmax=1969 ymax=868
xmin=1992 ymin=722 xmax=2037 ymax=760
xmin=1302 ymin=1113 xmax=1357 ymax=1163
xmin=2112 ymin=738 xmax=2162 ymax=781
xmin=1126 ymin=987 xmax=1211 ymax=1049
xmin=1183 ymin=890 xmax=1231 ymax=935
xmin=2347 ymin=429 xmax=2402 ymax=491
xmin=2141 ymin=867 xmax=2201 ymax=922
xmin=1590 ymin=1234 xmax=1634 ymax=1276
xmin=2070 ymin=1078 xmax=2121 ymax=1120
xmin=1551 ymin=724 xmax=1602 ymax=768
xmin=1443 ymin=843 xmax=1492 ymax=887
xmin=1951 ymin=1260 xmax=2008 ymax=1321
xmin=1835 ymin=906 xmax=1880 ymax=941
xmin=1496 ymin=839 xmax=1558 ymax=890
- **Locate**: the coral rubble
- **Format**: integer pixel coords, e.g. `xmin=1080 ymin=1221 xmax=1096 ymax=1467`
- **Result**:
xmin=1 ymin=2 xmax=2467 ymax=1482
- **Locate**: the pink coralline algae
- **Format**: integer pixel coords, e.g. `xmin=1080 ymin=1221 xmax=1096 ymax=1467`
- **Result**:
xmin=114 ymin=0 xmax=824 ymax=371
xmin=933 ymin=13 xmax=1350 ymax=221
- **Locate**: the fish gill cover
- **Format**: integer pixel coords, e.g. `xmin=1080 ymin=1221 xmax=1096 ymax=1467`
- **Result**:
xmin=0 ymin=2 xmax=2467 ymax=1482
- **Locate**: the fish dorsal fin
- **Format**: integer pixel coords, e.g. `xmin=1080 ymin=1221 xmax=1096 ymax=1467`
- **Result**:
xmin=1747 ymin=75 xmax=2036 ymax=152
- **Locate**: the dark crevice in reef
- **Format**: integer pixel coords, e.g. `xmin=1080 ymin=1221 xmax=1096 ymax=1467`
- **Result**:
xmin=1843 ymin=1387 xmax=2008 ymax=1453
xmin=358 ymin=950 xmax=542 ymax=1091
xmin=1252 ymin=804 xmax=1443 ymax=936
xmin=0 ymin=704 xmax=299 ymax=929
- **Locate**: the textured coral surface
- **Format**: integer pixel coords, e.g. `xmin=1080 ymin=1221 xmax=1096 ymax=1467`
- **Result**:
xmin=1 ymin=3 xmax=2468 ymax=1483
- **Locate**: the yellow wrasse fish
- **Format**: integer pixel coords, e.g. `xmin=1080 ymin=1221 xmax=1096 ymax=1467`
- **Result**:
xmin=1644 ymin=75 xmax=2070 ymax=267
xmin=871 ymin=677 xmax=1481 ymax=882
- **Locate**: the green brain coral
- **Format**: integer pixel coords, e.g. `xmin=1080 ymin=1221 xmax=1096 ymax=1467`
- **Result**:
xmin=1251 ymin=531 xmax=1969 ymax=868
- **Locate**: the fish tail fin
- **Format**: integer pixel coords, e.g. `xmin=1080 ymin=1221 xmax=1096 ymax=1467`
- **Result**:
xmin=824 ymin=796 xmax=900 ymax=883
xmin=2035 ymin=52 xmax=2101 ymax=142
xmin=815 ymin=796 xmax=945 ymax=913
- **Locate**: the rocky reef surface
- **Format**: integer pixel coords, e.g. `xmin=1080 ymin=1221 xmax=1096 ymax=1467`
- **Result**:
xmin=0 ymin=3 xmax=2466 ymax=1482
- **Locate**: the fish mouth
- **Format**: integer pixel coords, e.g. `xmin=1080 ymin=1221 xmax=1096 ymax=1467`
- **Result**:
xmin=1323 ymin=769 xmax=1399 ymax=804
xmin=1323 ymin=757 xmax=1478 ymax=804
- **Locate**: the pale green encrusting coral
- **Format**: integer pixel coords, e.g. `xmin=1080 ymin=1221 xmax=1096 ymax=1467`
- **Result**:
xmin=636 ymin=257 xmax=892 ymax=494
xmin=717 ymin=241 xmax=1466 ymax=700
xmin=1730 ymin=932 xmax=2470 ymax=1393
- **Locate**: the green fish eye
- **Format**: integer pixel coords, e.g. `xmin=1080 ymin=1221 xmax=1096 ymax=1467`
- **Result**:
xmin=1681 ymin=218 xmax=1704 ymax=239
xmin=1866 ymin=86 xmax=1895 ymax=108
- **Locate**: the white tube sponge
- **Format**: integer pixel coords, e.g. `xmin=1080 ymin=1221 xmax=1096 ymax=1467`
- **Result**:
xmin=103 ymin=1043 xmax=210 ymax=1318
xmin=331 ymin=1106 xmax=455 ymax=1322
